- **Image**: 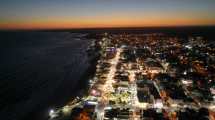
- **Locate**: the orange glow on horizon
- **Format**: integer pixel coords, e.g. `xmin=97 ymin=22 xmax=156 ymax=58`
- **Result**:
xmin=1 ymin=16 xmax=215 ymax=30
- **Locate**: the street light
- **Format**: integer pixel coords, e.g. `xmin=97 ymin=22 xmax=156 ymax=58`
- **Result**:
xmin=49 ymin=109 xmax=57 ymax=119
xmin=183 ymin=71 xmax=187 ymax=75
xmin=62 ymin=105 xmax=71 ymax=114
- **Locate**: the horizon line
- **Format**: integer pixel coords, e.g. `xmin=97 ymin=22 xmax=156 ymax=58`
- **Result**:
xmin=1 ymin=24 xmax=215 ymax=31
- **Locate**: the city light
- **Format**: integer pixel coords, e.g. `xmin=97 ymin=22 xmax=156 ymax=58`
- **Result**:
xmin=62 ymin=106 xmax=71 ymax=114
xmin=49 ymin=109 xmax=58 ymax=119
xmin=171 ymin=103 xmax=178 ymax=108
xmin=86 ymin=101 xmax=98 ymax=105
xmin=104 ymin=106 xmax=112 ymax=110
xmin=154 ymin=101 xmax=163 ymax=109
xmin=183 ymin=71 xmax=187 ymax=75
xmin=181 ymin=79 xmax=193 ymax=85
xmin=185 ymin=45 xmax=192 ymax=49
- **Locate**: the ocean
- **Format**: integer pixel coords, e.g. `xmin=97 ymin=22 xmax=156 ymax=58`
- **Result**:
xmin=0 ymin=31 xmax=91 ymax=120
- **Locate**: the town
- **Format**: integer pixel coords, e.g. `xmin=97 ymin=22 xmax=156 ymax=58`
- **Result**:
xmin=48 ymin=32 xmax=215 ymax=120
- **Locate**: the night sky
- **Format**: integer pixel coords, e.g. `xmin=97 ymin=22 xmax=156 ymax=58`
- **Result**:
xmin=0 ymin=0 xmax=215 ymax=29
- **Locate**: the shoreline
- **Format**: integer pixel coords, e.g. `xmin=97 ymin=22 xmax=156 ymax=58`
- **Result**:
xmin=24 ymin=38 xmax=100 ymax=120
